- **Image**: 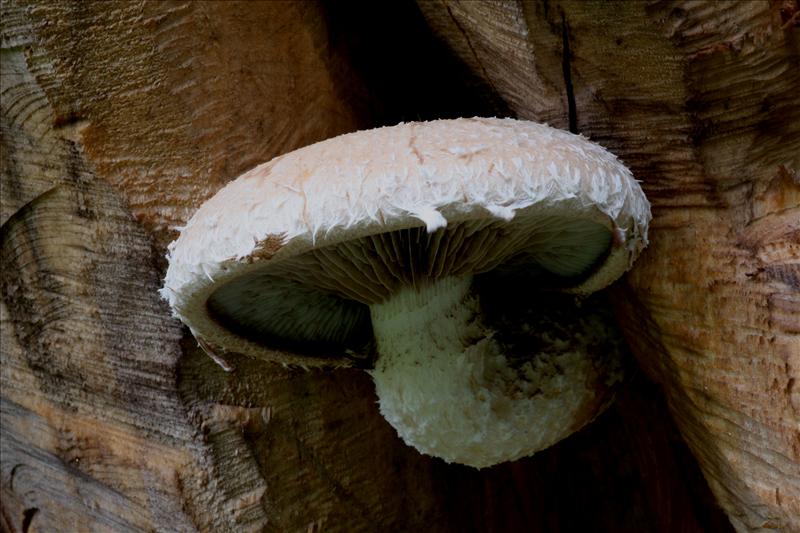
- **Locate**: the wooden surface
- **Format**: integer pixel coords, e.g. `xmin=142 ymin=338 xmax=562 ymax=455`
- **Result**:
xmin=0 ymin=0 xmax=760 ymax=531
xmin=417 ymin=0 xmax=799 ymax=531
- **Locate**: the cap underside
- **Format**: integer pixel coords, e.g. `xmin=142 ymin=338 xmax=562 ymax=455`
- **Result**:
xmin=205 ymin=210 xmax=613 ymax=361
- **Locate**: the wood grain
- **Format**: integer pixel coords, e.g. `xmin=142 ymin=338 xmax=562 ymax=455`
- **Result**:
xmin=1 ymin=0 xmax=373 ymax=249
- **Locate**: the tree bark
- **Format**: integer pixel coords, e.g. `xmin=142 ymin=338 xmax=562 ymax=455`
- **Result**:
xmin=416 ymin=0 xmax=800 ymax=531
xmin=0 ymin=1 xmax=756 ymax=531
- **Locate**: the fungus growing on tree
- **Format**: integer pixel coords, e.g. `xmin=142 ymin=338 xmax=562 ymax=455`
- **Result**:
xmin=162 ymin=118 xmax=650 ymax=468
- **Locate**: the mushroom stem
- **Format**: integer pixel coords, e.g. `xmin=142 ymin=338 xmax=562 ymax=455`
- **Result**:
xmin=367 ymin=277 xmax=529 ymax=467
xmin=368 ymin=276 xmax=620 ymax=468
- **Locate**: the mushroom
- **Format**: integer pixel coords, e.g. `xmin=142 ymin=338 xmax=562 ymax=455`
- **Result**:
xmin=162 ymin=117 xmax=650 ymax=468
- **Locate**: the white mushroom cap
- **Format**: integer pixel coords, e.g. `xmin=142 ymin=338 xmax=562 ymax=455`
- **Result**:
xmin=162 ymin=117 xmax=649 ymax=365
xmin=162 ymin=117 xmax=650 ymax=467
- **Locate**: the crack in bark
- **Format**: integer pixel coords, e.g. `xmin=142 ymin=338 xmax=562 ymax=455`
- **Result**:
xmin=560 ymin=11 xmax=577 ymax=133
xmin=440 ymin=0 xmax=502 ymax=100
xmin=22 ymin=508 xmax=38 ymax=533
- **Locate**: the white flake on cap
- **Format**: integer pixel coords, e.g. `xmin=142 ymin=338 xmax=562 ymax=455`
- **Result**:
xmin=412 ymin=207 xmax=448 ymax=233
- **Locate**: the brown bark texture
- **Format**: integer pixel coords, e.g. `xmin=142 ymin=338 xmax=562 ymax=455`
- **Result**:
xmin=0 ymin=0 xmax=785 ymax=532
xmin=416 ymin=0 xmax=800 ymax=531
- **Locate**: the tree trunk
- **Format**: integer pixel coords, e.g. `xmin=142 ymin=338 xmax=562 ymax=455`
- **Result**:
xmin=0 ymin=1 xmax=777 ymax=531
xmin=416 ymin=0 xmax=799 ymax=531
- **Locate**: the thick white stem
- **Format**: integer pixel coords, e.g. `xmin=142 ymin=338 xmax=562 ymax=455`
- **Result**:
xmin=369 ymin=276 xmax=608 ymax=468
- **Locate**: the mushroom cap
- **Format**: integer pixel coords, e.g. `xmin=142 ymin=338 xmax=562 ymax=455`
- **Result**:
xmin=162 ymin=117 xmax=650 ymax=366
